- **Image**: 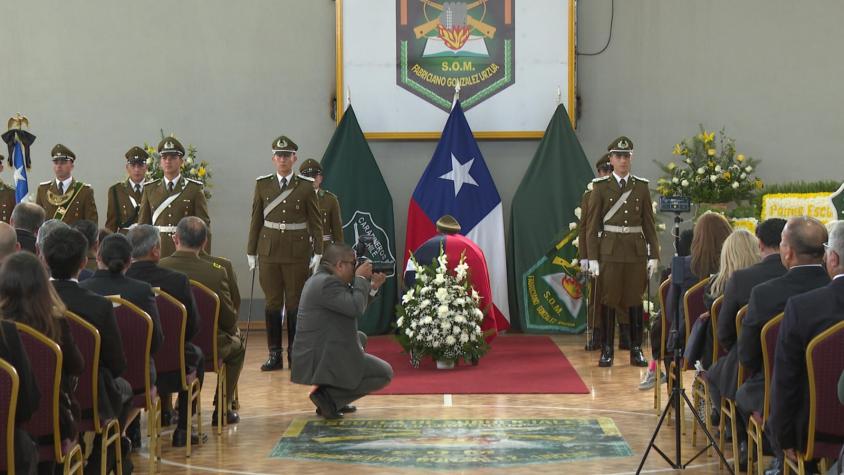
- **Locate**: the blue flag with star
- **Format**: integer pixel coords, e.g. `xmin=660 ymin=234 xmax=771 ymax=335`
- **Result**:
xmin=12 ymin=140 xmax=28 ymax=202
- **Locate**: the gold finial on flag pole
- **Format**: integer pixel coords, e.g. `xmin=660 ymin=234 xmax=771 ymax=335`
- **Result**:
xmin=346 ymin=87 xmax=351 ymax=107
xmin=556 ymin=87 xmax=562 ymax=106
xmin=451 ymin=83 xmax=461 ymax=110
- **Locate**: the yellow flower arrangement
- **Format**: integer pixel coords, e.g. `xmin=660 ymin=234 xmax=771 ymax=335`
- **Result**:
xmin=655 ymin=126 xmax=761 ymax=204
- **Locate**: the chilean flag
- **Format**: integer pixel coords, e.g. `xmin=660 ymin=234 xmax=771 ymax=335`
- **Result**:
xmin=404 ymin=101 xmax=510 ymax=328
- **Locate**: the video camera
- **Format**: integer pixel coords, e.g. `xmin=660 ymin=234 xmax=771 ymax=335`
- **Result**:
xmin=353 ymin=235 xmax=395 ymax=274
xmin=658 ymin=196 xmax=692 ymax=214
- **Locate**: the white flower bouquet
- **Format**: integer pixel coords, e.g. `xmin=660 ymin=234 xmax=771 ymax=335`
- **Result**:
xmin=396 ymin=248 xmax=489 ymax=367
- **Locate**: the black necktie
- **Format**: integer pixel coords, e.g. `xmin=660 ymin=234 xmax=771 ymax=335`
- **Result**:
xmin=168 ymin=181 xmax=174 ymax=192
xmin=58 ymin=181 xmax=64 ymax=194
xmin=134 ymin=184 xmax=141 ymax=194
xmin=280 ymin=177 xmax=288 ymax=190
xmin=619 ymin=178 xmax=626 ymax=189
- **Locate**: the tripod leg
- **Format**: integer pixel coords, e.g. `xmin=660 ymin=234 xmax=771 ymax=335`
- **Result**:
xmin=679 ymin=390 xmax=733 ymax=473
xmin=635 ymin=387 xmax=682 ymax=473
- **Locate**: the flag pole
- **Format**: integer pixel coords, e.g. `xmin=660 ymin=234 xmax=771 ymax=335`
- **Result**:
xmin=346 ymin=86 xmax=351 ymax=107
xmin=451 ymin=83 xmax=461 ymax=110
xmin=556 ymin=87 xmax=561 ymax=106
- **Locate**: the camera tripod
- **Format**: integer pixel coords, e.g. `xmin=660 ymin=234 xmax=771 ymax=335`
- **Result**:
xmin=636 ymin=213 xmax=733 ymax=474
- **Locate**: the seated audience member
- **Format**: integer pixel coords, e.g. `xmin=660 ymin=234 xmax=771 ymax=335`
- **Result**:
xmin=159 ymin=217 xmax=244 ymax=428
xmin=200 ymin=249 xmax=240 ymax=314
xmin=705 ymin=229 xmax=760 ymax=310
xmin=735 ymin=216 xmax=829 ymax=472
xmin=0 ymin=222 xmax=20 ymax=261
xmin=291 ymin=244 xmax=392 ymax=419
xmin=769 ymin=220 xmax=844 ymax=475
xmin=10 ymin=202 xmax=45 ymax=254
xmin=34 ymin=219 xmax=67 ymax=255
xmin=707 ymin=218 xmax=786 ymax=420
xmin=0 ymin=316 xmax=41 ymax=474
xmin=125 ymin=224 xmax=205 ymax=448
xmin=664 ymin=212 xmax=732 ymax=359
xmin=0 ymin=252 xmax=84 ymax=472
xmin=71 ymin=219 xmax=99 ymax=279
xmin=42 ymin=227 xmax=134 ymax=473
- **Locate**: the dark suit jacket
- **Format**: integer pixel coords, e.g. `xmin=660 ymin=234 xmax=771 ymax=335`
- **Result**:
xmin=15 ymin=228 xmax=37 ymax=254
xmin=291 ymin=268 xmax=371 ymax=390
xmin=738 ymin=265 xmax=830 ymax=375
xmin=126 ymin=260 xmax=200 ymax=342
xmin=53 ymin=279 xmax=128 ymax=418
xmin=770 ymin=277 xmax=844 ymax=452
xmin=80 ymin=270 xmax=164 ymax=354
xmin=708 ymin=254 xmax=787 ymax=398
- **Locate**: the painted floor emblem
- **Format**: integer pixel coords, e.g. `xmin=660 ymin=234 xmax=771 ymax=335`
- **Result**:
xmin=270 ymin=417 xmax=632 ymax=469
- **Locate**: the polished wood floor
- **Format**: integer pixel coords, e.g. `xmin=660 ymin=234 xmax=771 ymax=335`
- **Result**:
xmin=127 ymin=333 xmax=742 ymax=474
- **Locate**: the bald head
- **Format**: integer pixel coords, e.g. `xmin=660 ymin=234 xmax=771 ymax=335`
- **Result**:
xmin=0 ymin=222 xmax=20 ymax=261
xmin=780 ymin=216 xmax=828 ymax=268
xmin=174 ymin=216 xmax=207 ymax=251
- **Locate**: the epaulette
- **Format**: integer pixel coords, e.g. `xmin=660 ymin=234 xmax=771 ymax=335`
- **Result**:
xmin=592 ymin=176 xmax=611 ymax=183
xmin=143 ymin=178 xmax=161 ymax=186
xmin=256 ymin=173 xmax=274 ymax=181
xmin=212 ymin=262 xmax=223 ymax=270
xmin=40 ymin=180 xmax=52 ymax=186
xmin=324 ymin=190 xmax=337 ymax=198
xmin=632 ymin=175 xmax=650 ymax=183
xmin=81 ymin=182 xmax=93 ymax=188
xmin=185 ymin=178 xmax=203 ymax=186
xmin=297 ymin=174 xmax=315 ymax=182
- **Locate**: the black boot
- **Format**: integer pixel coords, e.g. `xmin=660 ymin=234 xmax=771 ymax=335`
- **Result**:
xmin=629 ymin=306 xmax=648 ymax=367
xmin=618 ymin=323 xmax=631 ymax=350
xmin=585 ymin=327 xmax=602 ymax=351
xmin=599 ymin=308 xmax=615 ymax=367
xmin=286 ymin=309 xmax=298 ymax=367
xmin=261 ymin=309 xmax=283 ymax=371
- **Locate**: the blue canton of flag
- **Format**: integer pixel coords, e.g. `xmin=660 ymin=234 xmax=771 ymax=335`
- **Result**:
xmin=12 ymin=140 xmax=28 ymax=202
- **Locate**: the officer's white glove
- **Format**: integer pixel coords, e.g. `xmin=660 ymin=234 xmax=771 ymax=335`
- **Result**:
xmin=310 ymin=254 xmax=322 ymax=273
xmin=580 ymin=259 xmax=590 ymax=272
xmin=588 ymin=260 xmax=600 ymax=276
xmin=647 ymin=259 xmax=659 ymax=278
xmin=247 ymin=255 xmax=257 ymax=271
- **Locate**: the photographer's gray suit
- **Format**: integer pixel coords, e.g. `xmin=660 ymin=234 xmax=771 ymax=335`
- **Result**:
xmin=291 ymin=265 xmax=392 ymax=410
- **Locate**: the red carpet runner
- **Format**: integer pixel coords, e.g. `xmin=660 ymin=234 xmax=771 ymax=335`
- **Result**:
xmin=369 ymin=335 xmax=589 ymax=395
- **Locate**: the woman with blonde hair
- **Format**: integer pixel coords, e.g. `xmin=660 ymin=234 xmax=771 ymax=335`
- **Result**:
xmin=707 ymin=229 xmax=761 ymax=306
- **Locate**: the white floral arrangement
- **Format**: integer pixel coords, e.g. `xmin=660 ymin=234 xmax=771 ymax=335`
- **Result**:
xmin=396 ymin=248 xmax=489 ymax=367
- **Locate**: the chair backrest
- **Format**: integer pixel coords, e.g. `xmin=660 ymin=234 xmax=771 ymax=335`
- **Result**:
xmin=16 ymin=322 xmax=64 ymax=462
xmin=190 ymin=280 xmax=221 ymax=372
xmin=804 ymin=320 xmax=844 ymax=460
xmin=107 ymin=296 xmax=153 ymax=397
xmin=152 ymin=289 xmax=188 ymax=389
xmin=63 ymin=311 xmax=103 ymax=432
xmin=760 ymin=312 xmax=783 ymax=423
xmin=710 ymin=295 xmax=725 ymax=362
xmin=735 ymin=305 xmax=749 ymax=386
xmin=0 ymin=358 xmax=19 ymax=473
xmin=683 ymin=278 xmax=709 ymax=343
xmin=658 ymin=277 xmax=671 ymax=358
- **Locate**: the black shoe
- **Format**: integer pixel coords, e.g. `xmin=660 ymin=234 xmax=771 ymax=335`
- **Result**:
xmin=261 ymin=351 xmax=283 ymax=371
xmin=127 ymin=419 xmax=142 ymax=451
xmin=763 ymin=457 xmax=782 ymax=475
xmin=211 ymin=409 xmax=240 ymax=426
xmin=310 ymin=389 xmax=342 ymax=420
xmin=629 ymin=347 xmax=648 ymax=367
xmin=172 ymin=428 xmax=208 ymax=447
xmin=598 ymin=346 xmax=614 ymax=367
xmin=317 ymin=404 xmax=356 ymax=416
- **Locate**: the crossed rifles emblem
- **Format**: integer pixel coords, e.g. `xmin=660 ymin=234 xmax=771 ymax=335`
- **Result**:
xmin=414 ymin=0 xmax=496 ymax=50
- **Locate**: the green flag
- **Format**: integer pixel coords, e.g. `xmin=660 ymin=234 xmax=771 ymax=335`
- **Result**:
xmin=507 ymin=105 xmax=594 ymax=333
xmin=321 ymin=106 xmax=398 ymax=335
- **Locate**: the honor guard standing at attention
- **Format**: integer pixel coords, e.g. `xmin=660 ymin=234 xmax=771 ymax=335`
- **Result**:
xmin=247 ymin=136 xmax=323 ymax=371
xmin=36 ymin=144 xmax=98 ymax=225
xmin=299 ymin=158 xmax=344 ymax=245
xmin=106 ymin=146 xmax=149 ymax=233
xmin=579 ymin=153 xmax=613 ymax=351
xmin=138 ymin=137 xmax=210 ymax=257
xmin=0 ymin=154 xmax=15 ymax=223
xmin=585 ymin=137 xmax=659 ymax=368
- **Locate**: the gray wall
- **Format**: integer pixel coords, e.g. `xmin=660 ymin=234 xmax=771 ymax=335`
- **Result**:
xmin=3 ymin=1 xmax=843 ymax=316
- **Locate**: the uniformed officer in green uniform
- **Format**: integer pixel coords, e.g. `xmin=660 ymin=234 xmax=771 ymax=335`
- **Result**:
xmin=106 ymin=146 xmax=149 ymax=233
xmin=0 ymin=154 xmax=15 ymax=223
xmin=137 ymin=137 xmax=210 ymax=257
xmin=299 ymin=158 xmax=344 ymax=245
xmin=585 ymin=137 xmax=659 ymax=367
xmin=35 ymin=144 xmax=99 ymax=225
xmin=247 ymin=136 xmax=323 ymax=371
xmin=579 ymin=153 xmax=612 ymax=351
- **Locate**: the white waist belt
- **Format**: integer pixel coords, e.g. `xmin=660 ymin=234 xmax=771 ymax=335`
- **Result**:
xmin=603 ymin=225 xmax=643 ymax=234
xmin=322 ymin=235 xmax=334 ymax=242
xmin=264 ymin=221 xmax=307 ymax=231
xmin=156 ymin=226 xmax=177 ymax=233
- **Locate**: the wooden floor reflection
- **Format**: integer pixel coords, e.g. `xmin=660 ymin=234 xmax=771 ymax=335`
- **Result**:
xmin=129 ymin=334 xmax=737 ymax=474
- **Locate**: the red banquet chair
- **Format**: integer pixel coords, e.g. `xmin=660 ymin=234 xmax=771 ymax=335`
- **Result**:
xmin=747 ymin=312 xmax=783 ymax=475
xmin=691 ymin=295 xmax=725 ymax=452
xmin=0 ymin=358 xmax=20 ymax=474
xmin=189 ymin=280 xmax=227 ymax=434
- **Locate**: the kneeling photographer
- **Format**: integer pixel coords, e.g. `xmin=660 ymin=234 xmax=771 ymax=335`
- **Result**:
xmin=291 ymin=243 xmax=393 ymax=419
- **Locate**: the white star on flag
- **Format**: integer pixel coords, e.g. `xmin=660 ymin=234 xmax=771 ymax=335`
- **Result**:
xmin=438 ymin=153 xmax=478 ymax=196
xmin=14 ymin=166 xmax=26 ymax=184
